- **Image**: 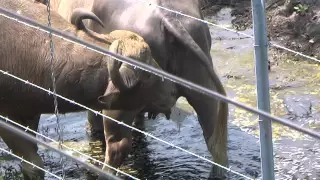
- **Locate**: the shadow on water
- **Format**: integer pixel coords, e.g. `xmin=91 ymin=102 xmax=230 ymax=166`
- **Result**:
xmin=1 ymin=6 xmax=320 ymax=180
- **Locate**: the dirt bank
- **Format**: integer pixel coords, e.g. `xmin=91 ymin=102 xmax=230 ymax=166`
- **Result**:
xmin=201 ymin=0 xmax=320 ymax=63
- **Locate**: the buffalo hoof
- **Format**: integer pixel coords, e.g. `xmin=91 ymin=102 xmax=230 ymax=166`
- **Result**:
xmin=22 ymin=169 xmax=44 ymax=180
xmin=132 ymin=117 xmax=144 ymax=129
xmin=132 ymin=115 xmax=145 ymax=128
xmin=96 ymin=173 xmax=118 ymax=180
xmin=208 ymin=166 xmax=228 ymax=180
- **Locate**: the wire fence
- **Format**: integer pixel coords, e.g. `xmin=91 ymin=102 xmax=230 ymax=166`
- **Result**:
xmin=1 ymin=6 xmax=319 ymax=139
xmin=0 ymin=116 xmax=123 ymax=180
xmin=0 ymin=147 xmax=64 ymax=180
xmin=0 ymin=52 xmax=253 ymax=179
xmin=45 ymin=0 xmax=66 ymax=178
xmin=0 ymin=1 xmax=320 ymax=180
xmin=0 ymin=115 xmax=139 ymax=180
xmin=0 ymin=6 xmax=255 ymax=180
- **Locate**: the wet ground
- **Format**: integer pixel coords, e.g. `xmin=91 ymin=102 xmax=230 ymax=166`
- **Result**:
xmin=1 ymin=7 xmax=320 ymax=180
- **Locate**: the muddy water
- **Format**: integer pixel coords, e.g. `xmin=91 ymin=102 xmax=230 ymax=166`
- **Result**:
xmin=1 ymin=7 xmax=320 ymax=180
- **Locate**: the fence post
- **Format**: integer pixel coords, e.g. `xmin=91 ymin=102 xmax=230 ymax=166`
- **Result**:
xmin=250 ymin=0 xmax=275 ymax=179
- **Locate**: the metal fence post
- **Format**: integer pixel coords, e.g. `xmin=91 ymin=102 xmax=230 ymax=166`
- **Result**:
xmin=251 ymin=0 xmax=275 ymax=179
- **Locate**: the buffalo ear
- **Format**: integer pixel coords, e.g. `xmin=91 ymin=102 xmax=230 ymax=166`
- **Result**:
xmin=97 ymin=92 xmax=120 ymax=105
xmin=97 ymin=81 xmax=137 ymax=110
xmin=98 ymin=93 xmax=139 ymax=110
xmin=98 ymin=80 xmax=120 ymax=106
xmin=98 ymin=80 xmax=147 ymax=110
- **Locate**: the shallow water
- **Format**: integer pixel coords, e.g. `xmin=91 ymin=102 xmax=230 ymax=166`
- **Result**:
xmin=1 ymin=7 xmax=320 ymax=180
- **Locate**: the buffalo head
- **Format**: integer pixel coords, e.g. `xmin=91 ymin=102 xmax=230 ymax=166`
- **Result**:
xmin=97 ymin=33 xmax=176 ymax=113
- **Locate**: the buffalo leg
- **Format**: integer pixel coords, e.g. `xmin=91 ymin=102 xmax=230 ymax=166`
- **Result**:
xmin=97 ymin=110 xmax=139 ymax=179
xmin=0 ymin=114 xmax=44 ymax=180
xmin=132 ymin=112 xmax=145 ymax=127
xmin=86 ymin=110 xmax=104 ymax=140
xmin=182 ymin=83 xmax=229 ymax=179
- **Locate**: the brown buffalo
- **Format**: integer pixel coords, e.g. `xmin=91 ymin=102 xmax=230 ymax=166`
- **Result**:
xmin=0 ymin=0 xmax=176 ymax=179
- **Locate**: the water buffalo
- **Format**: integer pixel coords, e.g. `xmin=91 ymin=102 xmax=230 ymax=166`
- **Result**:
xmin=0 ymin=0 xmax=176 ymax=179
xmin=35 ymin=0 xmax=229 ymax=179
xmin=90 ymin=1 xmax=229 ymax=178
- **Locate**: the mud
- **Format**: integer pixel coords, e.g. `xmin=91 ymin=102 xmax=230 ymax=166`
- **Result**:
xmin=202 ymin=0 xmax=320 ymax=60
xmin=1 ymin=5 xmax=320 ymax=180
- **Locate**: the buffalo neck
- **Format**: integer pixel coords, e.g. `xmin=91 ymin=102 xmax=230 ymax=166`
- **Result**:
xmin=48 ymin=35 xmax=110 ymax=109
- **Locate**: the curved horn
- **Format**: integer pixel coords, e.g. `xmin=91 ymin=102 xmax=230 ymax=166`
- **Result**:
xmin=106 ymin=39 xmax=142 ymax=91
xmin=70 ymin=8 xmax=105 ymax=31
xmin=106 ymin=38 xmax=161 ymax=91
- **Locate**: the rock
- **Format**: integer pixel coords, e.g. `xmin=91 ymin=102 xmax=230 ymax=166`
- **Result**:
xmin=306 ymin=11 xmax=320 ymax=43
xmin=245 ymin=167 xmax=260 ymax=178
xmin=284 ymin=96 xmax=312 ymax=118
